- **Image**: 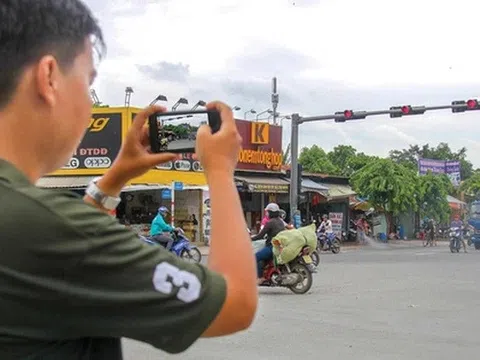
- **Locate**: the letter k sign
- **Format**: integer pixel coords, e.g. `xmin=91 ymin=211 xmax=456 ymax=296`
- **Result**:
xmin=251 ymin=122 xmax=269 ymax=144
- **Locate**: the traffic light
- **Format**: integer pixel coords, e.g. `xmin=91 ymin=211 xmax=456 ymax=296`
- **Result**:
xmin=389 ymin=105 xmax=426 ymax=118
xmin=334 ymin=110 xmax=367 ymax=123
xmin=451 ymin=99 xmax=480 ymax=113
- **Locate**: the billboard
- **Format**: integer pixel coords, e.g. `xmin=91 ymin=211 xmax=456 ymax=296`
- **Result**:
xmin=235 ymin=119 xmax=283 ymax=172
xmin=418 ymin=158 xmax=461 ymax=186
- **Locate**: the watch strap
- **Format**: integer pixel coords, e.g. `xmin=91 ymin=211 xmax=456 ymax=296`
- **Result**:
xmin=86 ymin=178 xmax=121 ymax=211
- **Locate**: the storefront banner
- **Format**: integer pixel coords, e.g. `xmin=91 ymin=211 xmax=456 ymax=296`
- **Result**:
xmin=329 ymin=212 xmax=344 ymax=236
xmin=418 ymin=158 xmax=461 ymax=186
xmin=61 ymin=112 xmax=122 ymax=171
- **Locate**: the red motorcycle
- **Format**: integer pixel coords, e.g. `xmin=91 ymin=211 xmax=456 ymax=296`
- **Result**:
xmin=258 ymin=245 xmax=314 ymax=294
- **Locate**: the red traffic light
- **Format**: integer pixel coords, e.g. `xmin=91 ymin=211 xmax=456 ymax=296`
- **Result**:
xmin=467 ymin=99 xmax=478 ymax=109
xmin=401 ymin=106 xmax=411 ymax=114
xmin=344 ymin=110 xmax=353 ymax=119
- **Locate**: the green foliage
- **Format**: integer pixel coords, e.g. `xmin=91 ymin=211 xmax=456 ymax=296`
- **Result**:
xmin=327 ymin=145 xmax=357 ymax=176
xmin=460 ymin=172 xmax=480 ymax=198
xmin=417 ymin=172 xmax=452 ymax=223
xmin=163 ymin=123 xmax=198 ymax=139
xmin=298 ymin=145 xmax=338 ymax=174
xmin=350 ymin=159 xmax=418 ymax=214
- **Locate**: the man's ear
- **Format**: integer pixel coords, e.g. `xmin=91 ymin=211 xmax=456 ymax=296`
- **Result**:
xmin=35 ymin=55 xmax=60 ymax=107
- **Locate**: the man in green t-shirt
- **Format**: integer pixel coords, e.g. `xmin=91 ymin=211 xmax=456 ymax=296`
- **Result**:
xmin=0 ymin=1 xmax=258 ymax=359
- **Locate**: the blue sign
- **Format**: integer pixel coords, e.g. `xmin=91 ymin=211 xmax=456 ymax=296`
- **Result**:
xmin=174 ymin=181 xmax=184 ymax=191
xmin=161 ymin=189 xmax=172 ymax=199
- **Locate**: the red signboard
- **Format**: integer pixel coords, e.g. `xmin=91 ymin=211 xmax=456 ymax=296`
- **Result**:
xmin=235 ymin=119 xmax=283 ymax=172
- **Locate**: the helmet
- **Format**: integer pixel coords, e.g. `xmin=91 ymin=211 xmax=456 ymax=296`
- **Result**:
xmin=265 ymin=203 xmax=280 ymax=212
xmin=158 ymin=206 xmax=169 ymax=214
xmin=322 ymin=214 xmax=328 ymax=220
xmin=279 ymin=209 xmax=287 ymax=219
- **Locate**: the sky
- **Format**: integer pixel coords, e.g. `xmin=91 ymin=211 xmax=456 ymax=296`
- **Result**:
xmin=85 ymin=0 xmax=480 ymax=167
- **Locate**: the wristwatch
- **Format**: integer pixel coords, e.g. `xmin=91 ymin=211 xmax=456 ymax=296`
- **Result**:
xmin=85 ymin=176 xmax=121 ymax=210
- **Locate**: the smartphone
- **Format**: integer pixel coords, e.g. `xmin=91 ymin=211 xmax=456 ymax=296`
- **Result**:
xmin=148 ymin=109 xmax=222 ymax=153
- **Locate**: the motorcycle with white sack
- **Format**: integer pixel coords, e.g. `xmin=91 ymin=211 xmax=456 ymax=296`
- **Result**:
xmin=252 ymin=224 xmax=317 ymax=294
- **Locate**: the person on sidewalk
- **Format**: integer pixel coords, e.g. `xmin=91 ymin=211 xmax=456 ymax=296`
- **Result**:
xmin=0 ymin=2 xmax=257 ymax=357
xmin=356 ymin=216 xmax=367 ymax=244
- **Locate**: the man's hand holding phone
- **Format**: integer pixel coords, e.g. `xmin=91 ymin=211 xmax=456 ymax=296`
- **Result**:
xmin=195 ymin=102 xmax=242 ymax=179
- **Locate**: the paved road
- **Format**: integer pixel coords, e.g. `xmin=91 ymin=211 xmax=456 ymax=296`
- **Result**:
xmin=123 ymin=243 xmax=480 ymax=360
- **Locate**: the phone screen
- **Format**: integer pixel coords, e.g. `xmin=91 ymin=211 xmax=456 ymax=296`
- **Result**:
xmin=149 ymin=110 xmax=214 ymax=153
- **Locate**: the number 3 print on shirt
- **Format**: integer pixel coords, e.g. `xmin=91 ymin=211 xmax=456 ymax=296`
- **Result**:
xmin=152 ymin=262 xmax=201 ymax=303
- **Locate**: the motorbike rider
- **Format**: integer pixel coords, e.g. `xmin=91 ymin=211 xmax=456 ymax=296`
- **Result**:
xmin=318 ymin=214 xmax=333 ymax=249
xmin=426 ymin=218 xmax=436 ymax=246
xmin=150 ymin=206 xmax=175 ymax=250
xmin=451 ymin=214 xmax=467 ymax=253
xmin=251 ymin=203 xmax=286 ymax=284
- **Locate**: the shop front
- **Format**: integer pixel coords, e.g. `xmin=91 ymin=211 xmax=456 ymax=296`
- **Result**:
xmin=232 ymin=119 xmax=287 ymax=232
xmin=300 ymin=174 xmax=356 ymax=233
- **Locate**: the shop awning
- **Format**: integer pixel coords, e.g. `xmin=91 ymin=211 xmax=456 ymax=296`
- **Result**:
xmin=234 ymin=175 xmax=289 ymax=193
xmin=324 ymin=184 xmax=356 ymax=200
xmin=36 ymin=176 xmax=96 ymax=189
xmin=301 ymin=178 xmax=329 ymax=195
xmin=123 ymin=184 xmax=208 ymax=192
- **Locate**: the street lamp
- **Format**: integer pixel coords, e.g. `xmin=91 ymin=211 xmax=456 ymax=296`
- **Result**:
xmin=191 ymin=100 xmax=206 ymax=110
xmin=244 ymin=109 xmax=256 ymax=119
xmin=149 ymin=94 xmax=168 ymax=106
xmin=172 ymin=97 xmax=189 ymax=110
xmin=256 ymin=109 xmax=272 ymax=121
xmin=124 ymin=87 xmax=134 ymax=107
xmin=232 ymin=106 xmax=241 ymax=111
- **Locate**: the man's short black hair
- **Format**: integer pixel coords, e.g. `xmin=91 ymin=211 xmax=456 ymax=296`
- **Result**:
xmin=0 ymin=0 xmax=105 ymax=109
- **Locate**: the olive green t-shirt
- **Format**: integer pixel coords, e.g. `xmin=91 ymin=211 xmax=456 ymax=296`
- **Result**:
xmin=0 ymin=160 xmax=227 ymax=359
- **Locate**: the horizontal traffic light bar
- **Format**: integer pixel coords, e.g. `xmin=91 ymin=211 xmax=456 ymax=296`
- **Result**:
xmin=293 ymin=98 xmax=480 ymax=124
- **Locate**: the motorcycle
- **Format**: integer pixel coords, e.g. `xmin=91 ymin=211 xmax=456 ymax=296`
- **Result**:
xmin=256 ymin=242 xmax=314 ymax=294
xmin=449 ymin=227 xmax=463 ymax=253
xmin=140 ymin=228 xmax=202 ymax=263
xmin=316 ymin=230 xmax=341 ymax=254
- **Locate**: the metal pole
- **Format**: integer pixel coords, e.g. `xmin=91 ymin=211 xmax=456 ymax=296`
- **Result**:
xmin=272 ymin=77 xmax=279 ymax=125
xmin=289 ymin=113 xmax=300 ymax=220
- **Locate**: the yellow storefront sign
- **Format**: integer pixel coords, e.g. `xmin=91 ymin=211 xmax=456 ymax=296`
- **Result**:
xmin=49 ymin=107 xmax=206 ymax=186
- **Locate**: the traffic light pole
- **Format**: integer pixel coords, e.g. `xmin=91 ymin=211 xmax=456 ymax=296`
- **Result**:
xmin=288 ymin=102 xmax=468 ymax=220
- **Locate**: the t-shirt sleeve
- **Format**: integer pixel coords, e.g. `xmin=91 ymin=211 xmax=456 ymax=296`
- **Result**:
xmin=19 ymin=190 xmax=227 ymax=354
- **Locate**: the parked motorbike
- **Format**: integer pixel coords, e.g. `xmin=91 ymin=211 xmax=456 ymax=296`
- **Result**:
xmin=256 ymin=243 xmax=314 ymax=294
xmin=317 ymin=230 xmax=341 ymax=254
xmin=449 ymin=227 xmax=463 ymax=253
xmin=140 ymin=228 xmax=202 ymax=263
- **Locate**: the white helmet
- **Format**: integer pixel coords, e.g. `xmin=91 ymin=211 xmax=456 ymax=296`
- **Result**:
xmin=265 ymin=203 xmax=280 ymax=212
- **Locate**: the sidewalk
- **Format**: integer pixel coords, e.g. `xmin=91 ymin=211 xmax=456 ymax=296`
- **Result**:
xmin=195 ymin=239 xmax=429 ymax=256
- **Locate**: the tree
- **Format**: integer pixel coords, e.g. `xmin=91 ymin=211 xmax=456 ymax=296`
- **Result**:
xmin=389 ymin=143 xmax=473 ymax=180
xmin=460 ymin=172 xmax=480 ymax=198
xmin=350 ymin=158 xmax=418 ymax=215
xmin=417 ymin=172 xmax=452 ymax=223
xmin=298 ymin=145 xmax=338 ymax=174
xmin=327 ymin=145 xmax=357 ymax=176
xmin=345 ymin=152 xmax=379 ymax=175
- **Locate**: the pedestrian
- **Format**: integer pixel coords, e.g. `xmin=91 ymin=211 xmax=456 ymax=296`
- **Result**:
xmin=0 ymin=1 xmax=257 ymax=358
xmin=356 ymin=216 xmax=367 ymax=244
